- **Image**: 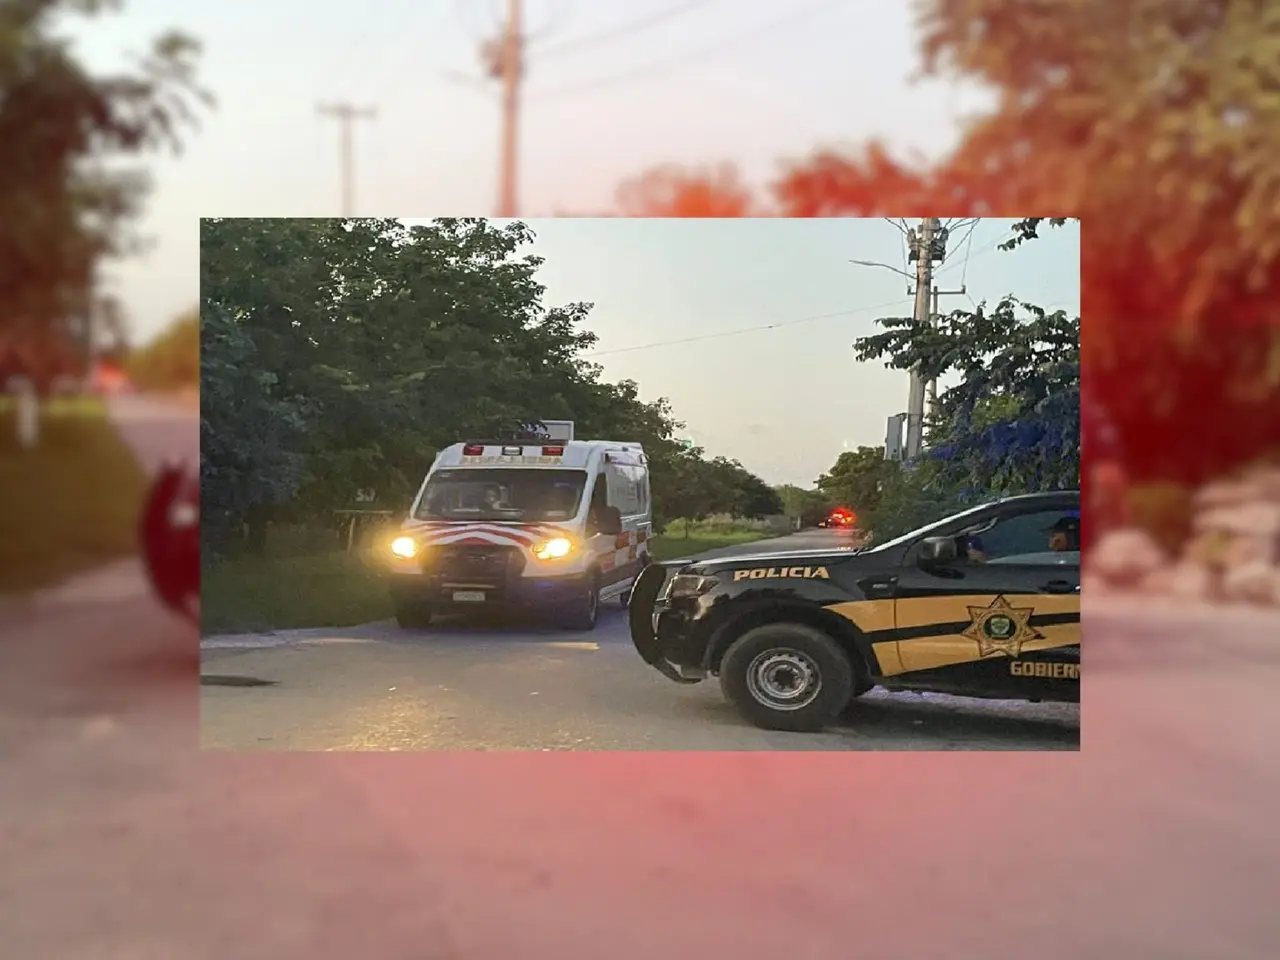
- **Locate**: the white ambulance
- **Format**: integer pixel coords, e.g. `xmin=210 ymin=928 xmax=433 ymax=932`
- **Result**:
xmin=383 ymin=421 xmax=653 ymax=630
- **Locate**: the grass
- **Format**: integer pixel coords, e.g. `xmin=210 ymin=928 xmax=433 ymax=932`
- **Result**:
xmin=201 ymin=552 xmax=389 ymax=635
xmin=201 ymin=527 xmax=775 ymax=635
xmin=648 ymin=530 xmax=766 ymax=561
xmin=0 ymin=394 xmax=108 ymax=417
xmin=0 ymin=405 xmax=147 ymax=593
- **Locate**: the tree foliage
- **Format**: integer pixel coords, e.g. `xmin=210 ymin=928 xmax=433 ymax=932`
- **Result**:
xmin=200 ymin=218 xmax=778 ymax=553
xmin=856 ymin=296 xmax=1080 ymax=495
xmin=613 ymin=0 xmax=1278 ymax=488
xmin=125 ymin=307 xmax=198 ymax=388
xmin=815 ymin=446 xmax=894 ymax=516
xmin=774 ymin=484 xmax=834 ymax=529
xmin=0 ymin=0 xmax=208 ymax=351
xmin=199 ymin=303 xmax=312 ymax=556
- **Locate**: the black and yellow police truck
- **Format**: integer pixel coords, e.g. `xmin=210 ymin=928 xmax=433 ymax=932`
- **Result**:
xmin=628 ymin=491 xmax=1080 ymax=732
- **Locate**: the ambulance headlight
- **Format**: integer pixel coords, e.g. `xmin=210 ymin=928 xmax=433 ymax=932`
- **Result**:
xmin=390 ymin=536 xmax=419 ymax=559
xmin=532 ymin=537 xmax=574 ymax=560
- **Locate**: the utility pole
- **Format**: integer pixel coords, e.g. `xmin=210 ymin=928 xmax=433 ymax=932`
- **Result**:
xmin=850 ymin=219 xmax=968 ymax=462
xmin=904 ymin=219 xmax=937 ymax=460
xmin=318 ymin=102 xmax=377 ymax=216
xmin=483 ymin=0 xmax=524 ymax=216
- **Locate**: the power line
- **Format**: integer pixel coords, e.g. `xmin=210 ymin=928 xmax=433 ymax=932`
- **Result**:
xmin=524 ymin=0 xmax=576 ymax=42
xmin=584 ymin=298 xmax=910 ymax=358
xmin=529 ymin=0 xmax=851 ymax=101
xmin=325 ymin=0 xmax=414 ymax=97
xmin=534 ymin=0 xmax=717 ymax=56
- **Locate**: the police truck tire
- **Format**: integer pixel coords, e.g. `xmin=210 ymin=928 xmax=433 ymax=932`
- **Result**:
xmin=560 ymin=571 xmax=601 ymax=631
xmin=393 ymin=600 xmax=435 ymax=629
xmin=719 ymin=623 xmax=855 ymax=732
xmin=851 ymin=677 xmax=875 ymax=698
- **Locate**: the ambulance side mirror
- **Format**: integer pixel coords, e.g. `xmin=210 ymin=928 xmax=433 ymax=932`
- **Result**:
xmin=598 ymin=506 xmax=623 ymax=536
xmin=917 ymin=536 xmax=957 ymax=565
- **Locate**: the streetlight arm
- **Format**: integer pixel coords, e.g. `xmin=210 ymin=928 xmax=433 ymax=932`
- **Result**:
xmin=849 ymin=259 xmax=915 ymax=280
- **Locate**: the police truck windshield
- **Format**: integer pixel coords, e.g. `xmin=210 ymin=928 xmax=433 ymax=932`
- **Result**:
xmin=414 ymin=469 xmax=588 ymax=523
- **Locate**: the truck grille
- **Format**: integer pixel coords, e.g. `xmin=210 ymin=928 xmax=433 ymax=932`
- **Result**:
xmin=424 ymin=544 xmax=525 ymax=584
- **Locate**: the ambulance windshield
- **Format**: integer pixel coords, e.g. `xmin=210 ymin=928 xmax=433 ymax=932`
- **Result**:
xmin=414 ymin=468 xmax=588 ymax=523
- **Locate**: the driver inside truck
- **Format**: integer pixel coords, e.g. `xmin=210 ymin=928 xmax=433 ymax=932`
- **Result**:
xmin=1047 ymin=513 xmax=1081 ymax=552
xmin=482 ymin=485 xmax=513 ymax=511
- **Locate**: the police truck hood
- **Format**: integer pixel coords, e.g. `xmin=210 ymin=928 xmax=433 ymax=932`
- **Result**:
xmin=677 ymin=546 xmax=868 ymax=574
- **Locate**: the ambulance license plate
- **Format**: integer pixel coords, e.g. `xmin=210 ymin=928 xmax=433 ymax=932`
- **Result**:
xmin=452 ymin=590 xmax=486 ymax=603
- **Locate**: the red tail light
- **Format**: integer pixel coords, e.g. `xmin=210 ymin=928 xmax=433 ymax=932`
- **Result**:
xmin=542 ymin=445 xmax=564 ymax=456
xmin=462 ymin=444 xmax=484 ymax=456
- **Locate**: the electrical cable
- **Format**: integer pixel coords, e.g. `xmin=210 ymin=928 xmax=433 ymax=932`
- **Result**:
xmin=534 ymin=0 xmax=717 ymax=56
xmin=584 ymin=296 xmax=911 ymax=358
xmin=528 ymin=0 xmax=850 ymax=101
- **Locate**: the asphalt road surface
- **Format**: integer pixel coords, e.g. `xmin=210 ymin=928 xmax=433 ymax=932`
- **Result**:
xmin=4 ymin=403 xmax=1278 ymax=957
xmin=200 ymin=529 xmax=1079 ymax=751
xmin=109 ymin=393 xmax=200 ymax=472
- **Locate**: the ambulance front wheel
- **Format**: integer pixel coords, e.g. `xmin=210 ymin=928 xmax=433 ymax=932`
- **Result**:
xmin=559 ymin=570 xmax=601 ymax=631
xmin=393 ymin=598 xmax=435 ymax=630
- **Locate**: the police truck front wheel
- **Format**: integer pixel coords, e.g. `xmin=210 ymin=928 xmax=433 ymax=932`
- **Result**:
xmin=719 ymin=623 xmax=855 ymax=732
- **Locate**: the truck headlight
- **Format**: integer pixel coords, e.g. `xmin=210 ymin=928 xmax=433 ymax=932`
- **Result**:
xmin=532 ymin=536 xmax=574 ymax=560
xmin=390 ymin=536 xmax=419 ymax=559
xmin=665 ymin=574 xmax=716 ymax=599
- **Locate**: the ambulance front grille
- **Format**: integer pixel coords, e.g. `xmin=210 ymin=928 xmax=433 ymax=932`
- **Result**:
xmin=425 ymin=545 xmax=525 ymax=583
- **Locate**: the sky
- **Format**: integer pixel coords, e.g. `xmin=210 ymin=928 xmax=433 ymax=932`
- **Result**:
xmin=404 ymin=217 xmax=1078 ymax=487
xmin=60 ymin=0 xmax=1078 ymax=485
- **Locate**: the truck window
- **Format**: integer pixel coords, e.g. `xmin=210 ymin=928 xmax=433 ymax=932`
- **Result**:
xmin=605 ymin=463 xmax=644 ymax=517
xmin=587 ymin=476 xmax=609 ymax=533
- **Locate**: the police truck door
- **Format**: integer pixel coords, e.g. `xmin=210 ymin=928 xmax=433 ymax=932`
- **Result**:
xmin=890 ymin=498 xmax=1082 ymax=698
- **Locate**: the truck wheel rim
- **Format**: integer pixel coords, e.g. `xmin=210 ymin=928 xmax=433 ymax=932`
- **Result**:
xmin=746 ymin=648 xmax=821 ymax=711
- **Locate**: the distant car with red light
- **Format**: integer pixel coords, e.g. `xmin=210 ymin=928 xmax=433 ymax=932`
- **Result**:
xmin=822 ymin=508 xmax=857 ymax=530
xmin=140 ymin=460 xmax=199 ymax=623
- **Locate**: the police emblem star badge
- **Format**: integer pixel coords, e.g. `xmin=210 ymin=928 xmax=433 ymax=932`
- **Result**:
xmin=962 ymin=594 xmax=1044 ymax=658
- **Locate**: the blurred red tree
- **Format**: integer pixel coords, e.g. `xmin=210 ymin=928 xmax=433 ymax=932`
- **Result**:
xmin=614 ymin=0 xmax=1280 ymax=489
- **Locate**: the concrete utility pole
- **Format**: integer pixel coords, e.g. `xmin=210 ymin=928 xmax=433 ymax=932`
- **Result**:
xmin=318 ymin=102 xmax=377 ymax=216
xmin=904 ymin=219 xmax=937 ymax=460
xmin=483 ymin=0 xmax=524 ymax=216
xmin=850 ymin=219 xmax=968 ymax=461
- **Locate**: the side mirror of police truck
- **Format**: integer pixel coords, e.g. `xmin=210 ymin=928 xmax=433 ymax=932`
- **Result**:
xmin=917 ymin=536 xmax=957 ymax=565
xmin=598 ymin=506 xmax=623 ymax=536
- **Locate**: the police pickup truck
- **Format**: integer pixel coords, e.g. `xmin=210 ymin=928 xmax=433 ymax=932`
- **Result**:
xmin=628 ymin=491 xmax=1080 ymax=732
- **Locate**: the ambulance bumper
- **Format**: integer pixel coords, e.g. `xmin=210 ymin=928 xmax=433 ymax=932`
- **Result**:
xmin=386 ymin=570 xmax=589 ymax=611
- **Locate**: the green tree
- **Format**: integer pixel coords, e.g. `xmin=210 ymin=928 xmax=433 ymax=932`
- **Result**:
xmin=200 ymin=217 xmax=716 ymax=550
xmin=734 ymin=470 xmax=784 ymax=519
xmin=125 ymin=307 xmax=198 ymax=389
xmin=774 ymin=484 xmax=832 ymax=528
xmin=815 ymin=446 xmax=892 ymax=516
xmin=855 ymin=296 xmax=1080 ymax=495
xmin=652 ymin=447 xmax=723 ymax=536
xmin=1 ymin=0 xmax=208 ymax=361
xmin=199 ymin=304 xmax=312 ymax=557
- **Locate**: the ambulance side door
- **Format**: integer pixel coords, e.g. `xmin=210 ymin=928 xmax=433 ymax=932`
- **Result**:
xmin=584 ymin=473 xmax=618 ymax=582
xmin=599 ymin=457 xmax=646 ymax=588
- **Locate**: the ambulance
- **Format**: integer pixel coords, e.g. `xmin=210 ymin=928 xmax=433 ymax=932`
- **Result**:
xmin=382 ymin=421 xmax=653 ymax=631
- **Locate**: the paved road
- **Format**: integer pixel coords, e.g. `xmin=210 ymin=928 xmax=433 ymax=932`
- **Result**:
xmin=7 ymin=590 xmax=1280 ymax=959
xmin=200 ymin=529 xmax=1078 ymax=751
xmin=108 ymin=393 xmax=200 ymax=472
xmin=3 ymin=406 xmax=1277 ymax=957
